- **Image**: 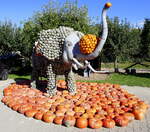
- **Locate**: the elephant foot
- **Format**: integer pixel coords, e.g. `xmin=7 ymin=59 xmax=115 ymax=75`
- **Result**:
xmin=46 ymin=88 xmax=57 ymax=96
xmin=68 ymin=88 xmax=77 ymax=95
xmin=69 ymin=91 xmax=77 ymax=95
xmin=30 ymin=81 xmax=36 ymax=89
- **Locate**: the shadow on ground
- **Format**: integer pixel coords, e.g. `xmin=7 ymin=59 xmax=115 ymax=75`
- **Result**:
xmin=119 ymin=72 xmax=150 ymax=79
xmin=14 ymin=78 xmax=65 ymax=93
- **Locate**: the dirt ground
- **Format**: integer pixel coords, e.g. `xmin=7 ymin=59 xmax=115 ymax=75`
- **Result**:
xmin=57 ymin=73 xmax=109 ymax=81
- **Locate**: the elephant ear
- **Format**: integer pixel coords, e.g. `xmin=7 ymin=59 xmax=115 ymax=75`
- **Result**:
xmin=35 ymin=26 xmax=75 ymax=60
xmin=75 ymin=31 xmax=84 ymax=39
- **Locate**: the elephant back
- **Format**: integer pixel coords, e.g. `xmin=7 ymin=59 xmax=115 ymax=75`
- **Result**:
xmin=35 ymin=26 xmax=75 ymax=60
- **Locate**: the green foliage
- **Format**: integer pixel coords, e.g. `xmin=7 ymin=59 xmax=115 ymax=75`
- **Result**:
xmin=140 ymin=19 xmax=150 ymax=61
xmin=125 ymin=28 xmax=141 ymax=62
xmin=102 ymin=17 xmax=142 ymax=64
xmin=21 ymin=21 xmax=40 ymax=57
xmin=35 ymin=0 xmax=90 ymax=33
xmin=0 ymin=21 xmax=22 ymax=54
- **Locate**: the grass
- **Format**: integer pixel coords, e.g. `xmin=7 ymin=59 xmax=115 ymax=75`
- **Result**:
xmin=9 ymin=73 xmax=150 ymax=87
xmin=101 ymin=62 xmax=150 ymax=69
xmin=97 ymin=73 xmax=150 ymax=87
xmin=9 ymin=74 xmax=30 ymax=80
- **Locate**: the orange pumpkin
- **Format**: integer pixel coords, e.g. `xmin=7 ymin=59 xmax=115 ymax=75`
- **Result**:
xmin=102 ymin=118 xmax=115 ymax=128
xmin=105 ymin=2 xmax=112 ymax=8
xmin=63 ymin=115 xmax=76 ymax=127
xmin=76 ymin=117 xmax=88 ymax=128
xmin=88 ymin=118 xmax=102 ymax=129
xmin=18 ymin=104 xmax=32 ymax=114
xmin=133 ymin=109 xmax=145 ymax=120
xmin=86 ymin=108 xmax=96 ymax=114
xmin=34 ymin=111 xmax=44 ymax=120
xmin=53 ymin=116 xmax=64 ymax=125
xmin=123 ymin=113 xmax=135 ymax=122
xmin=65 ymin=110 xmax=75 ymax=116
xmin=3 ymin=88 xmax=12 ymax=96
xmin=8 ymin=101 xmax=17 ymax=108
xmin=55 ymin=110 xmax=65 ymax=116
xmin=42 ymin=111 xmax=55 ymax=123
xmin=114 ymin=115 xmax=129 ymax=127
xmin=12 ymin=104 xmax=21 ymax=111
xmin=24 ymin=109 xmax=38 ymax=118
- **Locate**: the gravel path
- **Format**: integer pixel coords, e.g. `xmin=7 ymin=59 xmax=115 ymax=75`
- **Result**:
xmin=57 ymin=73 xmax=108 ymax=81
xmin=0 ymin=79 xmax=150 ymax=132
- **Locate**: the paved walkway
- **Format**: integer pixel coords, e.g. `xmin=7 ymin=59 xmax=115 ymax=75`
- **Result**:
xmin=0 ymin=79 xmax=150 ymax=132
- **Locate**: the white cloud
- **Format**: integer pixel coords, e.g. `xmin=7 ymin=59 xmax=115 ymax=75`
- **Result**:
xmin=134 ymin=20 xmax=144 ymax=28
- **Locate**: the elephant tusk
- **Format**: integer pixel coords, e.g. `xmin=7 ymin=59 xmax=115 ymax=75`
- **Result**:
xmin=85 ymin=60 xmax=109 ymax=73
xmin=72 ymin=59 xmax=109 ymax=73
xmin=72 ymin=63 xmax=78 ymax=70
xmin=72 ymin=58 xmax=86 ymax=69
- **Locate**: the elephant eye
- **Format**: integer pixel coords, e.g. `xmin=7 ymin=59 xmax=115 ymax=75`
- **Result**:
xmin=66 ymin=41 xmax=72 ymax=47
xmin=68 ymin=43 xmax=72 ymax=46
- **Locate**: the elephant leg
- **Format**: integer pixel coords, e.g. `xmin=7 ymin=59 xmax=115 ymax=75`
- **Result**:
xmin=31 ymin=69 xmax=39 ymax=89
xmin=46 ymin=64 xmax=57 ymax=96
xmin=65 ymin=68 xmax=77 ymax=95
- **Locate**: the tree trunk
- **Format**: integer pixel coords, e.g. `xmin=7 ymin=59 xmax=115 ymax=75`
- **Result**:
xmin=99 ymin=55 xmax=102 ymax=71
xmin=114 ymin=57 xmax=119 ymax=73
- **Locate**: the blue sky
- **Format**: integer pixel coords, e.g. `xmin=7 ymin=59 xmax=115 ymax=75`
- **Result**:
xmin=0 ymin=0 xmax=150 ymax=27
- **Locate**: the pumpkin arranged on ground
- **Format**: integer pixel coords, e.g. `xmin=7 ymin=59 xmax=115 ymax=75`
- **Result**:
xmin=34 ymin=111 xmax=44 ymax=120
xmin=114 ymin=115 xmax=129 ymax=127
xmin=42 ymin=111 xmax=55 ymax=123
xmin=132 ymin=109 xmax=145 ymax=120
xmin=76 ymin=117 xmax=88 ymax=128
xmin=24 ymin=109 xmax=38 ymax=118
xmin=102 ymin=118 xmax=116 ymax=128
xmin=63 ymin=115 xmax=76 ymax=127
xmin=88 ymin=118 xmax=103 ymax=129
xmin=53 ymin=116 xmax=64 ymax=125
xmin=1 ymin=80 xmax=149 ymax=129
xmin=123 ymin=113 xmax=135 ymax=122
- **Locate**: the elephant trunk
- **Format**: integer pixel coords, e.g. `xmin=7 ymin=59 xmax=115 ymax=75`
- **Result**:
xmin=76 ymin=3 xmax=111 ymax=60
xmin=91 ymin=4 xmax=109 ymax=57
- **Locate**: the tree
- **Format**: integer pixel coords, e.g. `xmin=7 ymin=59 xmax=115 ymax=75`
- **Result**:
xmin=123 ymin=28 xmax=141 ymax=62
xmin=101 ymin=17 xmax=142 ymax=70
xmin=102 ymin=17 xmax=130 ymax=68
xmin=0 ymin=21 xmax=22 ymax=55
xmin=140 ymin=19 xmax=150 ymax=61
xmin=21 ymin=21 xmax=40 ymax=57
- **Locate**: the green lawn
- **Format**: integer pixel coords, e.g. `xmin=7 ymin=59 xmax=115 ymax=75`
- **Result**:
xmin=94 ymin=73 xmax=150 ymax=87
xmin=9 ymin=74 xmax=30 ymax=80
xmin=9 ymin=73 xmax=150 ymax=87
xmin=101 ymin=62 xmax=150 ymax=69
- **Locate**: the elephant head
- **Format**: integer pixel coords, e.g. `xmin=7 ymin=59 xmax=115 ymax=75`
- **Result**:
xmin=63 ymin=2 xmax=112 ymax=72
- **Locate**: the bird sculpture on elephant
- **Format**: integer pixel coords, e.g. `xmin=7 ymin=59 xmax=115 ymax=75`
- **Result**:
xmin=31 ymin=3 xmax=112 ymax=96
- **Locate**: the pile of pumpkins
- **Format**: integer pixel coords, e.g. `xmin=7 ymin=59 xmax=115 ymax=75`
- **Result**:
xmin=1 ymin=80 xmax=149 ymax=129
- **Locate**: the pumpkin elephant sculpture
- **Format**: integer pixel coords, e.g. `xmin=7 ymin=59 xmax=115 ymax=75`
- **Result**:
xmin=31 ymin=3 xmax=112 ymax=96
